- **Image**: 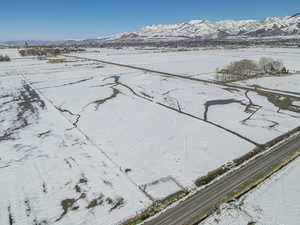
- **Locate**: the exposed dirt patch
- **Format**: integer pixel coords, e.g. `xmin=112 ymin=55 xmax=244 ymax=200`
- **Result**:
xmin=47 ymin=59 xmax=66 ymax=64
xmin=55 ymin=106 xmax=81 ymax=129
xmin=91 ymin=88 xmax=120 ymax=110
xmin=86 ymin=194 xmax=105 ymax=209
xmin=109 ymin=197 xmax=125 ymax=212
xmin=0 ymin=82 xmax=45 ymax=143
xmin=24 ymin=199 xmax=31 ymax=217
xmin=56 ymin=198 xmax=76 ymax=221
xmin=42 ymin=182 xmax=47 ymax=193
xmin=256 ymin=89 xmax=300 ymax=114
xmin=8 ymin=206 xmax=14 ymax=225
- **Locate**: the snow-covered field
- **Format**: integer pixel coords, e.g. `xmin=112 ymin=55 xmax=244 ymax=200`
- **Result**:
xmin=236 ymin=74 xmax=300 ymax=97
xmin=0 ymin=75 xmax=150 ymax=225
xmin=199 ymin=156 xmax=300 ymax=225
xmin=1 ymin=48 xmax=300 ymax=225
xmin=70 ymin=47 xmax=300 ymax=80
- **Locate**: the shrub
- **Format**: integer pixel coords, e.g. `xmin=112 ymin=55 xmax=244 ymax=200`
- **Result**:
xmin=0 ymin=55 xmax=11 ymax=62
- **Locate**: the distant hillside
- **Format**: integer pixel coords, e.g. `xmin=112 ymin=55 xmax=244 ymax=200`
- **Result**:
xmin=102 ymin=13 xmax=300 ymax=42
xmin=2 ymin=14 xmax=300 ymax=47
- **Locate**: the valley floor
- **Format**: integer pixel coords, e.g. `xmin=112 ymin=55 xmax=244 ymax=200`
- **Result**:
xmin=0 ymin=47 xmax=299 ymax=225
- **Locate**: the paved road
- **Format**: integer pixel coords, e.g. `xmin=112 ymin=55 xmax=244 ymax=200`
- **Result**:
xmin=63 ymin=55 xmax=300 ymax=225
xmin=143 ymin=134 xmax=300 ymax=225
xmin=64 ymin=54 xmax=300 ymax=101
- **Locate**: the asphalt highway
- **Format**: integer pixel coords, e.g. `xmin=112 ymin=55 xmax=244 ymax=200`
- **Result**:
xmin=63 ymin=54 xmax=300 ymax=225
xmin=144 ymin=134 xmax=300 ymax=225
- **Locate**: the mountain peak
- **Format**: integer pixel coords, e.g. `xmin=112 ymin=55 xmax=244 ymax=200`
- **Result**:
xmin=106 ymin=14 xmax=300 ymax=42
xmin=290 ymin=13 xmax=300 ymax=18
xmin=188 ymin=20 xmax=205 ymax=24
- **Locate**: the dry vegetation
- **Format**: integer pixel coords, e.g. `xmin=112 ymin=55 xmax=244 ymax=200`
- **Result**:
xmin=123 ymin=125 xmax=300 ymax=225
xmin=122 ymin=190 xmax=189 ymax=225
xmin=0 ymin=55 xmax=11 ymax=62
xmin=18 ymin=47 xmax=85 ymax=57
xmin=217 ymin=57 xmax=290 ymax=82
xmin=47 ymin=59 xmax=66 ymax=63
xmin=195 ymin=126 xmax=300 ymax=187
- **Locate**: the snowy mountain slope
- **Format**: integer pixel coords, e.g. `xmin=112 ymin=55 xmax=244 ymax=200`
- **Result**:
xmin=107 ymin=13 xmax=300 ymax=41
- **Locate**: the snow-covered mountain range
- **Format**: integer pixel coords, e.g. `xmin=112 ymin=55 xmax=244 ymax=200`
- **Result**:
xmin=106 ymin=13 xmax=300 ymax=41
xmin=2 ymin=14 xmax=300 ymax=46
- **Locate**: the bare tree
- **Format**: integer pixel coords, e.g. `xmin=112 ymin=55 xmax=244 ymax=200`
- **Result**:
xmin=226 ymin=59 xmax=259 ymax=76
xmin=0 ymin=55 xmax=10 ymax=62
xmin=216 ymin=57 xmax=289 ymax=82
xmin=258 ymin=57 xmax=283 ymax=73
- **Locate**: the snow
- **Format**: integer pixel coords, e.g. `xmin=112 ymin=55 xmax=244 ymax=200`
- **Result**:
xmin=0 ymin=48 xmax=22 ymax=58
xmin=199 ymin=157 xmax=300 ymax=225
xmin=118 ymin=72 xmax=299 ymax=144
xmin=70 ymin=47 xmax=300 ymax=80
xmin=237 ymin=74 xmax=300 ymax=96
xmin=1 ymin=47 xmax=300 ymax=225
xmin=0 ymin=75 xmax=151 ymax=225
xmin=26 ymin=71 xmax=255 ymax=187
xmin=107 ymin=14 xmax=300 ymax=41
xmin=140 ymin=176 xmax=183 ymax=201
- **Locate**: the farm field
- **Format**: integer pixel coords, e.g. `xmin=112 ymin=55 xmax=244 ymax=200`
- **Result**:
xmin=0 ymin=47 xmax=300 ymax=225
xmin=70 ymin=47 xmax=300 ymax=80
xmin=236 ymin=74 xmax=300 ymax=97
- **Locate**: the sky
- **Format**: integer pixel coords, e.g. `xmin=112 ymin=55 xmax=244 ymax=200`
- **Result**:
xmin=1 ymin=0 xmax=299 ymax=41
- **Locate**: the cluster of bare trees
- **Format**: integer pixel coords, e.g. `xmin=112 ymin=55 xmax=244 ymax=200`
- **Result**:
xmin=18 ymin=47 xmax=85 ymax=57
xmin=19 ymin=48 xmax=61 ymax=57
xmin=0 ymin=55 xmax=10 ymax=62
xmin=224 ymin=59 xmax=259 ymax=76
xmin=258 ymin=57 xmax=287 ymax=74
xmin=217 ymin=57 xmax=289 ymax=81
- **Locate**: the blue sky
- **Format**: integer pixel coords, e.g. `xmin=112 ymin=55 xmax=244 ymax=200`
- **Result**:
xmin=1 ymin=0 xmax=299 ymax=41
